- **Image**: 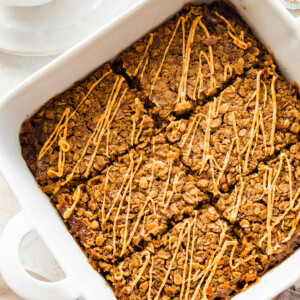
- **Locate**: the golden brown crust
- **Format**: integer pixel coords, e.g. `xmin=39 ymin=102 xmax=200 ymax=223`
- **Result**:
xmin=166 ymin=68 xmax=300 ymax=195
xmin=108 ymin=207 xmax=263 ymax=300
xmin=115 ymin=3 xmax=270 ymax=119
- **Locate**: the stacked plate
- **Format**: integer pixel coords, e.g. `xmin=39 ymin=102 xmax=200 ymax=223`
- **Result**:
xmin=0 ymin=0 xmax=139 ymax=55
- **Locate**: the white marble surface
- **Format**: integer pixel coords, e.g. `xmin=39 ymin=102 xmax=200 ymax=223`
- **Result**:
xmin=0 ymin=4 xmax=299 ymax=300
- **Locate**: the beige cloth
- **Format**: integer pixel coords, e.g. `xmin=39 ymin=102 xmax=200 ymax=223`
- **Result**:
xmin=279 ymin=286 xmax=300 ymax=300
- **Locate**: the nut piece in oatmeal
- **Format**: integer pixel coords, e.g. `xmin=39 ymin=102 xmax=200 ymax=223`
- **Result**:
xmin=108 ymin=206 xmax=262 ymax=300
xmin=115 ymin=3 xmax=270 ymax=119
xmin=166 ymin=68 xmax=300 ymax=195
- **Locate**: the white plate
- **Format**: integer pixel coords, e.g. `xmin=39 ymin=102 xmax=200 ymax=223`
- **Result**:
xmin=0 ymin=0 xmax=135 ymax=56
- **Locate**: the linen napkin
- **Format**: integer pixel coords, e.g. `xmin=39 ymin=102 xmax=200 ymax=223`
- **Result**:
xmin=278 ymin=286 xmax=300 ymax=300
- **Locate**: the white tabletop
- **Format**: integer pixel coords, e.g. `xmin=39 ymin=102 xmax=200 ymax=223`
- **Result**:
xmin=0 ymin=6 xmax=300 ymax=300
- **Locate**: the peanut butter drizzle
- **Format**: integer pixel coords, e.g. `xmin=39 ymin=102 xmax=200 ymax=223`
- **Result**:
xmin=113 ymin=153 xmax=143 ymax=255
xmin=47 ymin=108 xmax=71 ymax=178
xmin=133 ymin=33 xmax=154 ymax=77
xmin=179 ymin=214 xmax=198 ymax=300
xmin=180 ymin=69 xmax=279 ymax=196
xmin=130 ymin=98 xmax=146 ymax=146
xmin=176 ymin=16 xmax=202 ymax=111
xmin=63 ymin=184 xmax=84 ymax=219
xmin=118 ymin=142 xmax=159 ymax=252
xmin=258 ymin=154 xmax=300 ymax=254
xmin=120 ymin=197 xmax=151 ymax=257
xmin=234 ymin=70 xmax=277 ymax=173
xmin=179 ymin=14 xmax=219 ymax=109
xmin=282 ymin=210 xmax=299 ymax=243
xmin=215 ymin=12 xmax=248 ymax=50
xmin=227 ymin=176 xmax=245 ymax=222
xmin=270 ymin=75 xmax=278 ymax=155
xmin=138 ymin=217 xmax=258 ymax=299
xmin=130 ymin=250 xmax=151 ymax=290
xmin=191 ymin=222 xmax=229 ymax=300
xmin=160 ymin=155 xmax=175 ymax=206
xmin=140 ymin=57 xmax=149 ymax=82
xmin=164 ymin=171 xmax=184 ymax=209
xmin=150 ymin=16 xmax=186 ymax=101
xmin=101 ymin=167 xmax=111 ymax=224
xmin=85 ymin=77 xmax=126 ymax=177
xmin=38 ymin=71 xmax=112 ymax=160
xmin=184 ymin=214 xmax=198 ymax=300
xmin=147 ymin=256 xmax=154 ymax=300
xmin=39 ymin=71 xmax=134 ymax=189
xmin=179 ymin=221 xmax=192 ymax=300
xmin=200 ymin=103 xmax=214 ymax=173
xmin=114 ymin=262 xmax=125 ymax=281
xmin=242 ymin=70 xmax=264 ymax=173
xmin=101 ymin=166 xmax=131 ymax=226
xmin=186 ymin=116 xmax=203 ymax=157
xmin=224 ymin=64 xmax=233 ymax=82
xmin=193 ymin=240 xmax=238 ymax=300
xmin=154 ymin=220 xmax=190 ymax=300
xmin=198 ymin=18 xmax=217 ymax=94
xmin=180 ymin=114 xmax=203 ymax=152
xmin=60 ymin=78 xmax=126 ymax=187
xmin=193 ymin=51 xmax=209 ymax=100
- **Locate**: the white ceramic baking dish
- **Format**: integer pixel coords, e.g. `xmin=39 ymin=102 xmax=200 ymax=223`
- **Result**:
xmin=0 ymin=0 xmax=299 ymax=299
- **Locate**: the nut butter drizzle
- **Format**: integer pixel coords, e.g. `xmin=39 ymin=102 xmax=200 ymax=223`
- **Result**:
xmin=133 ymin=9 xmax=244 ymax=113
xmin=177 ymin=14 xmax=219 ymax=111
xmin=179 ymin=69 xmax=278 ymax=195
xmin=89 ymin=138 xmax=183 ymax=257
xmin=154 ymin=220 xmax=190 ymax=300
xmin=133 ymin=33 xmax=154 ymax=77
xmin=150 ymin=16 xmax=186 ymax=102
xmin=124 ymin=216 xmax=256 ymax=299
xmin=38 ymin=71 xmax=112 ymax=176
xmin=257 ymin=153 xmax=300 ymax=254
xmin=227 ymin=176 xmax=245 ymax=222
xmin=62 ymin=184 xmax=84 ymax=219
xmin=85 ymin=77 xmax=126 ymax=178
xmin=60 ymin=77 xmax=126 ymax=187
xmin=40 ymin=7 xmax=252 ymax=188
xmin=223 ymin=151 xmax=299 ymax=255
xmin=180 ymin=93 xmax=235 ymax=195
xmin=176 ymin=16 xmax=202 ymax=111
xmin=38 ymin=70 xmax=149 ymax=190
xmin=112 ymin=153 xmax=143 ymax=255
xmin=215 ymin=12 xmax=248 ymax=50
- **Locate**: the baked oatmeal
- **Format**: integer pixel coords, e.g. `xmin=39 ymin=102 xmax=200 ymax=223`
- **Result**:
xmin=166 ymin=68 xmax=300 ymax=195
xmin=19 ymin=2 xmax=300 ymax=300
xmin=20 ymin=63 xmax=154 ymax=192
xmin=115 ymin=2 xmax=271 ymax=119
xmin=108 ymin=206 xmax=263 ymax=300
xmin=56 ymin=134 xmax=210 ymax=270
xmin=217 ymin=143 xmax=300 ymax=269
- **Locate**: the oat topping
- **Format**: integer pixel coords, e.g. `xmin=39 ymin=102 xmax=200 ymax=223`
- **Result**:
xmin=217 ymin=144 xmax=300 ymax=263
xmin=108 ymin=207 xmax=262 ymax=300
xmin=21 ymin=63 xmax=154 ymax=192
xmin=115 ymin=3 xmax=268 ymax=119
xmin=56 ymin=135 xmax=209 ymax=266
xmin=166 ymin=68 xmax=300 ymax=195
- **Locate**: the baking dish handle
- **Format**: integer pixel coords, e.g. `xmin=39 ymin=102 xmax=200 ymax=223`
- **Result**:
xmin=0 ymin=212 xmax=81 ymax=300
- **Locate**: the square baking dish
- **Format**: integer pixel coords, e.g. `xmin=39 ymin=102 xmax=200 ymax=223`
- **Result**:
xmin=0 ymin=0 xmax=299 ymax=299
